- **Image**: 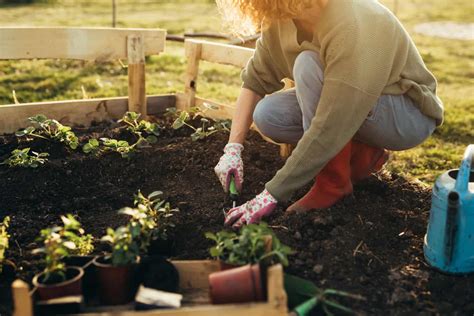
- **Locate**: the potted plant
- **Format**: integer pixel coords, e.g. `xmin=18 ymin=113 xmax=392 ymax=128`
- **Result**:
xmin=205 ymin=223 xmax=294 ymax=305
xmin=205 ymin=222 xmax=293 ymax=269
xmin=93 ymin=225 xmax=141 ymax=305
xmin=32 ymin=214 xmax=91 ymax=300
xmin=0 ymin=216 xmax=16 ymax=275
xmin=133 ymin=190 xmax=179 ymax=256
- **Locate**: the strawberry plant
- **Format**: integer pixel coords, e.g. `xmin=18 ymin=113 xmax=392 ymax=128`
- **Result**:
xmin=118 ymin=111 xmax=160 ymax=145
xmin=166 ymin=106 xmax=231 ymax=141
xmin=100 ymin=138 xmax=136 ymax=158
xmin=206 ymin=222 xmax=293 ymax=266
xmin=0 ymin=216 xmax=10 ymax=274
xmin=16 ymin=114 xmax=79 ymax=150
xmin=1 ymin=148 xmax=49 ymax=168
xmin=32 ymin=214 xmax=94 ymax=281
xmin=82 ymin=112 xmax=160 ymax=158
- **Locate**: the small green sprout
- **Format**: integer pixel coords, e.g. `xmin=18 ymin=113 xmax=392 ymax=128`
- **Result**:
xmin=100 ymin=138 xmax=135 ymax=158
xmin=16 ymin=115 xmax=79 ymax=150
xmin=1 ymin=148 xmax=49 ymax=168
xmin=82 ymin=138 xmax=101 ymax=156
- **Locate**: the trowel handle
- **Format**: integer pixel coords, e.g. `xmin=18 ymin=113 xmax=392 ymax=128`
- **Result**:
xmin=229 ymin=175 xmax=239 ymax=200
xmin=455 ymin=144 xmax=474 ymax=193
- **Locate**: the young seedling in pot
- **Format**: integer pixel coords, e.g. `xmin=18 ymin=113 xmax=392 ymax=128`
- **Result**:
xmin=0 ymin=216 xmax=16 ymax=274
xmin=94 ymin=225 xmax=141 ymax=305
xmin=32 ymin=214 xmax=92 ymax=300
xmin=1 ymin=148 xmax=49 ymax=168
xmin=16 ymin=114 xmax=79 ymax=150
xmin=133 ymin=190 xmax=179 ymax=241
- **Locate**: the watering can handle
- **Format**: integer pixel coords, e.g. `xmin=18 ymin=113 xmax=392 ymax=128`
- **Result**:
xmin=455 ymin=144 xmax=474 ymax=193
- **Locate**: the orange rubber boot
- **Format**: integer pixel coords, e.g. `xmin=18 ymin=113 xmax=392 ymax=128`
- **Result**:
xmin=286 ymin=141 xmax=353 ymax=213
xmin=350 ymin=141 xmax=389 ymax=183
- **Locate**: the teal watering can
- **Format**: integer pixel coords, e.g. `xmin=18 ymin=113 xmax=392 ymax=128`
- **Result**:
xmin=424 ymin=144 xmax=474 ymax=274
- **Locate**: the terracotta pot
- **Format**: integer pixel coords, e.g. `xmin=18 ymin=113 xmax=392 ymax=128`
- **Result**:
xmin=218 ymin=261 xmax=241 ymax=271
xmin=93 ymin=256 xmax=139 ymax=305
xmin=33 ymin=266 xmax=84 ymax=301
xmin=209 ymin=264 xmax=264 ymax=304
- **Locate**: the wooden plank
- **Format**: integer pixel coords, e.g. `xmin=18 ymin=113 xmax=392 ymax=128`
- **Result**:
xmin=0 ymin=94 xmax=176 ymax=134
xmin=266 ymin=264 xmax=287 ymax=313
xmin=186 ymin=39 xmax=254 ymax=68
xmin=127 ymin=35 xmax=147 ymax=115
xmin=12 ymin=280 xmax=33 ymax=316
xmin=172 ymin=260 xmax=220 ymax=290
xmin=0 ymin=27 xmax=166 ymax=61
xmin=106 ymin=303 xmax=281 ymax=316
xmin=182 ymin=40 xmax=202 ymax=110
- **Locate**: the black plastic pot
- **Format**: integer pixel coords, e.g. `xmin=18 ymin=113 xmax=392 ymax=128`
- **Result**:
xmin=147 ymin=238 xmax=176 ymax=257
xmin=33 ymin=266 xmax=84 ymax=301
xmin=93 ymin=256 xmax=139 ymax=306
xmin=136 ymin=255 xmax=179 ymax=293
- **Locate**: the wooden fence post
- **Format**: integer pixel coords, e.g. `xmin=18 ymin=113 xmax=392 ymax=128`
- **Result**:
xmin=127 ymin=35 xmax=146 ymax=115
xmin=183 ymin=40 xmax=202 ymax=110
xmin=12 ymin=280 xmax=33 ymax=316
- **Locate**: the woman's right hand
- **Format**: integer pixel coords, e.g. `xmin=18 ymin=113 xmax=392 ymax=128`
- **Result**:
xmin=214 ymin=143 xmax=244 ymax=193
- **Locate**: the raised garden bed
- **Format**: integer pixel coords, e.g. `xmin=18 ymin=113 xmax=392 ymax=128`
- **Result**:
xmin=1 ymin=122 xmax=473 ymax=315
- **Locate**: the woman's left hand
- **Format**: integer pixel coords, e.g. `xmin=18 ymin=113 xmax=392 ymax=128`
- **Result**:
xmin=224 ymin=189 xmax=278 ymax=228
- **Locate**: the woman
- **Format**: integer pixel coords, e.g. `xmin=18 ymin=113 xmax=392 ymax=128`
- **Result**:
xmin=214 ymin=0 xmax=443 ymax=228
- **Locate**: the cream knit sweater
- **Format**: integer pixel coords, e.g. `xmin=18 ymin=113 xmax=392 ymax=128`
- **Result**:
xmin=241 ymin=0 xmax=444 ymax=201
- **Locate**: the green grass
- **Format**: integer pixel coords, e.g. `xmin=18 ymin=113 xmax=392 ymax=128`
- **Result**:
xmin=0 ymin=0 xmax=472 ymax=184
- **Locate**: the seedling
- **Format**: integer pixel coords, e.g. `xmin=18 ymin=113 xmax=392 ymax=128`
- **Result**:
xmin=118 ymin=111 xmax=160 ymax=145
xmin=1 ymin=148 xmax=49 ymax=168
xmin=133 ymin=190 xmax=179 ymax=240
xmin=0 ymin=216 xmax=10 ymax=274
xmin=206 ymin=222 xmax=294 ymax=266
xmin=100 ymin=138 xmax=136 ymax=158
xmin=100 ymin=226 xmax=140 ymax=266
xmin=119 ymin=206 xmax=157 ymax=254
xmin=167 ymin=106 xmax=231 ymax=141
xmin=33 ymin=214 xmax=93 ymax=281
xmin=82 ymin=138 xmax=101 ymax=156
xmin=16 ymin=115 xmax=79 ymax=150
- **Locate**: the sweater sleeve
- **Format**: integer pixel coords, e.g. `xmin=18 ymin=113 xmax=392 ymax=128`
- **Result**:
xmin=241 ymin=30 xmax=285 ymax=97
xmin=266 ymin=20 xmax=399 ymax=201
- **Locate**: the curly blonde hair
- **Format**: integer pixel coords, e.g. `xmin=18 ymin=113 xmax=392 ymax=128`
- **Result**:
xmin=216 ymin=0 xmax=313 ymax=36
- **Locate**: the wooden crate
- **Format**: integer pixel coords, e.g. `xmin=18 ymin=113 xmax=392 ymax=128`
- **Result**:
xmin=12 ymin=260 xmax=288 ymax=316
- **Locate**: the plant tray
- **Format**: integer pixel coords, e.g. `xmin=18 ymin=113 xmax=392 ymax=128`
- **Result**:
xmin=12 ymin=260 xmax=288 ymax=316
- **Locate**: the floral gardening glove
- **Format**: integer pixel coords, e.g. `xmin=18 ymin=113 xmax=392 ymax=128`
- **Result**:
xmin=214 ymin=143 xmax=244 ymax=193
xmin=224 ymin=189 xmax=278 ymax=228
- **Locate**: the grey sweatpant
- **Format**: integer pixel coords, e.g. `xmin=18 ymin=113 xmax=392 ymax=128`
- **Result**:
xmin=253 ymin=51 xmax=436 ymax=151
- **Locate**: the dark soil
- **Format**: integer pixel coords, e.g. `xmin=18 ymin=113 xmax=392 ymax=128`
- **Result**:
xmin=0 ymin=122 xmax=473 ymax=315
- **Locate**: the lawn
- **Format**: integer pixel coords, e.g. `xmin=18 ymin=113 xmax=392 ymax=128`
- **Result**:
xmin=0 ymin=0 xmax=472 ymax=183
